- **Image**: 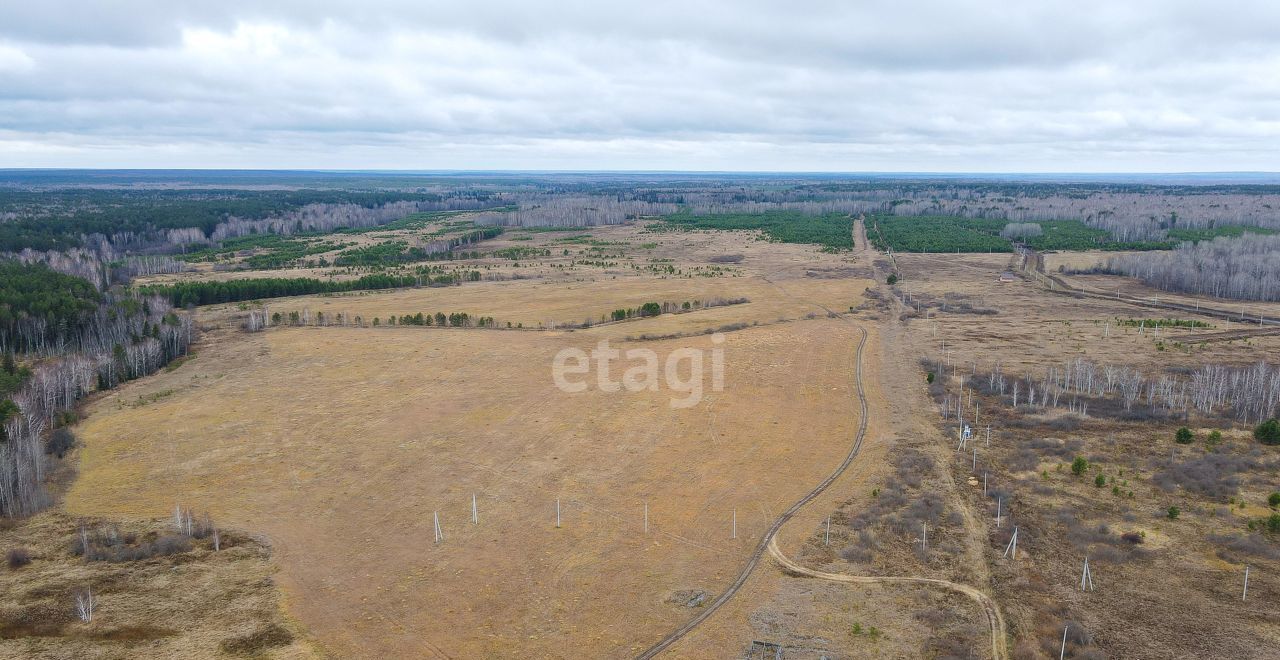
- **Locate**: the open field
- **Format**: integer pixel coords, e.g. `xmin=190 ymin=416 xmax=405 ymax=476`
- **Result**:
xmin=65 ymin=242 xmax=889 ymax=657
xmin=8 ymin=204 xmax=1280 ymax=659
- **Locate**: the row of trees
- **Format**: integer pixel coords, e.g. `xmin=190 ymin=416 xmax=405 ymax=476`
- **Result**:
xmin=146 ymin=274 xmax=422 ymax=307
xmin=1 ymin=288 xmax=195 ymax=517
xmin=978 ymin=357 xmax=1280 ymax=423
xmin=1106 ymin=234 xmax=1280 ymax=301
xmin=260 ymin=308 xmax=497 ymax=329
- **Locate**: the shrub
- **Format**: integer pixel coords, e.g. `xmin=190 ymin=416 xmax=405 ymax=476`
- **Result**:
xmin=1207 ymin=430 xmax=1223 ymax=447
xmin=6 ymin=547 xmax=31 ymax=569
xmin=1153 ymin=453 xmax=1252 ymax=499
xmin=1175 ymin=427 xmax=1194 ymax=444
xmin=1269 ymin=514 xmax=1280 ymax=534
xmin=1269 ymin=492 xmax=1280 ymax=508
xmin=925 ymin=372 xmax=934 ymax=384
xmin=1255 ymin=419 xmax=1280 ymax=445
xmin=1094 ymin=474 xmax=1106 ymax=488
xmin=1071 ymin=457 xmax=1088 ymax=477
xmin=886 ymin=274 xmax=898 ymax=285
xmin=1120 ymin=531 xmax=1143 ymax=544
xmin=1167 ymin=506 xmax=1180 ymax=520
xmin=46 ymin=427 xmax=76 ymax=458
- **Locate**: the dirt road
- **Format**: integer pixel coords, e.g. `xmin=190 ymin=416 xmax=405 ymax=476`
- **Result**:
xmin=636 ymin=325 xmax=871 ymax=659
xmin=766 ymin=538 xmax=1009 ymax=660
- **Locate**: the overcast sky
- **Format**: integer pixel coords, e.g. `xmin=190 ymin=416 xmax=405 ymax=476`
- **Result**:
xmin=1 ymin=1 xmax=1278 ymax=171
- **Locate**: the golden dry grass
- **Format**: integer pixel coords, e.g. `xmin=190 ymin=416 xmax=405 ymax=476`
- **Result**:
xmin=0 ymin=512 xmax=314 ymax=659
xmin=67 ymin=254 xmax=878 ymax=658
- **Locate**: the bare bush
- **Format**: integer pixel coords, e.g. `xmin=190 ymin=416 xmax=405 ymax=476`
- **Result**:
xmin=6 ymin=547 xmax=31 ymax=569
xmin=1207 ymin=533 xmax=1280 ymax=561
xmin=1153 ymin=453 xmax=1254 ymax=499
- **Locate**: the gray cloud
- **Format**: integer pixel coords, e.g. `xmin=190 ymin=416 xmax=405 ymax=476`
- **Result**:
xmin=1 ymin=1 xmax=1278 ymax=170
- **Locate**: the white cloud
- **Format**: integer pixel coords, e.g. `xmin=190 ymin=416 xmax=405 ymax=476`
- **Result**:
xmin=0 ymin=1 xmax=1278 ymax=170
xmin=0 ymin=43 xmax=34 ymax=73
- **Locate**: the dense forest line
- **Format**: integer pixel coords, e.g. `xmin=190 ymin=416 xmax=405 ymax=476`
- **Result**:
xmin=657 ymin=210 xmax=854 ymax=249
xmin=870 ymin=216 xmax=1178 ymax=253
xmin=1105 ymin=235 xmax=1280 ymax=302
xmin=8 ymin=177 xmax=1280 ymax=263
xmin=0 ymin=188 xmax=504 ymax=252
xmin=0 ymin=261 xmax=195 ymax=517
xmin=143 ymin=271 xmax=484 ymax=307
xmin=0 ymin=260 xmax=102 ymax=354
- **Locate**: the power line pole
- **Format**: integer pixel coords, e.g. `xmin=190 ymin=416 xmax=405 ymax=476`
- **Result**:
xmin=1003 ymin=526 xmax=1019 ymax=559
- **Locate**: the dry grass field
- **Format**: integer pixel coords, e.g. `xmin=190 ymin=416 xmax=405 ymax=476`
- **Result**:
xmin=61 ymin=231 xmax=892 ymax=658
xmin=8 ymin=219 xmax=1279 ymax=659
xmin=0 ymin=512 xmax=313 ymax=658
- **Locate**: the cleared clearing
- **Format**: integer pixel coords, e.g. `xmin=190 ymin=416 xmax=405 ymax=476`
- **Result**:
xmin=67 ymin=259 xmax=876 ymax=657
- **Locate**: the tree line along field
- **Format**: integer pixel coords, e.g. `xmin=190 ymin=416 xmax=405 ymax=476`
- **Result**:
xmin=656 ymin=210 xmax=854 ymax=250
xmin=869 ymin=215 xmax=1183 ymax=253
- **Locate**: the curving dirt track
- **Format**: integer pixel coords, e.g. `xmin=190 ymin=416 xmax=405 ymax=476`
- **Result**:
xmin=766 ymin=538 xmax=1009 ymax=660
xmin=640 ymin=226 xmax=1010 ymax=659
xmin=635 ymin=326 xmax=871 ymax=659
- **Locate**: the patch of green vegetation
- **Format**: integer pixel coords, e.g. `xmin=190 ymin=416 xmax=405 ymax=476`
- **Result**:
xmin=658 ymin=211 xmax=853 ymax=249
xmin=1167 ymin=225 xmax=1277 ymax=242
xmin=0 ymin=260 xmax=102 ymax=354
xmin=144 ymin=273 xmax=423 ymax=306
xmin=1023 ymin=219 xmax=1176 ymax=250
xmin=871 ymin=215 xmax=1181 ymax=253
xmin=332 ymin=241 xmax=429 ymax=267
xmin=492 ymin=246 xmax=552 ymax=260
xmin=870 ymin=215 xmax=1012 ymax=253
xmin=178 ymin=233 xmax=350 ymax=269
